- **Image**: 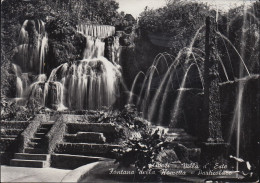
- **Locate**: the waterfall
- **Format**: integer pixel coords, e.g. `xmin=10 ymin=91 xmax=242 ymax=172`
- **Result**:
xmin=12 ymin=20 xmax=48 ymax=101
xmin=15 ymin=20 xmax=48 ymax=74
xmin=83 ymin=36 xmax=105 ymax=59
xmin=77 ymin=24 xmax=115 ymax=38
xmin=47 ymin=57 xmax=121 ymax=110
xmin=27 ymin=24 xmax=121 ymax=110
xmin=78 ymin=24 xmax=121 ymax=64
xmin=12 ymin=64 xmax=23 ymax=98
xmin=12 ymin=64 xmax=32 ymax=98
xmin=112 ymin=36 xmax=121 ymax=64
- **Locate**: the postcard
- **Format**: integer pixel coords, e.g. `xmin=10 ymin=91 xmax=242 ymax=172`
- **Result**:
xmin=1 ymin=0 xmax=259 ymax=182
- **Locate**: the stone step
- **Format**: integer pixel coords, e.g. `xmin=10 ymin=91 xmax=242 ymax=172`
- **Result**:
xmin=31 ymin=138 xmax=43 ymax=143
xmin=67 ymin=123 xmax=118 ymax=134
xmin=55 ymin=143 xmax=120 ymax=158
xmin=41 ymin=123 xmax=53 ymax=129
xmin=37 ymin=128 xmax=49 ymax=133
xmin=14 ymin=153 xmax=50 ymax=161
xmin=28 ymin=142 xmax=41 ymax=148
xmin=24 ymin=148 xmax=46 ymax=154
xmin=1 ymin=121 xmax=29 ymax=129
xmin=1 ymin=129 xmax=23 ymax=135
xmin=0 ymin=137 xmax=16 ymax=141
xmin=65 ymin=132 xmax=106 ymax=143
xmin=0 ymin=135 xmax=18 ymax=138
xmin=10 ymin=159 xmax=49 ymax=168
xmin=35 ymin=133 xmax=45 ymax=138
xmin=51 ymin=154 xmax=108 ymax=169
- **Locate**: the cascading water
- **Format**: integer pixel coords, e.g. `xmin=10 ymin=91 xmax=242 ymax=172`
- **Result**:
xmin=28 ymin=24 xmax=121 ymax=110
xmin=83 ymin=36 xmax=105 ymax=59
xmin=77 ymin=24 xmax=115 ymax=38
xmin=78 ymin=24 xmax=121 ymax=64
xmin=15 ymin=20 xmax=48 ymax=74
xmin=12 ymin=63 xmax=31 ymax=99
xmin=11 ymin=20 xmax=48 ymax=105
xmin=47 ymin=57 xmax=121 ymax=110
xmin=12 ymin=64 xmax=24 ymax=98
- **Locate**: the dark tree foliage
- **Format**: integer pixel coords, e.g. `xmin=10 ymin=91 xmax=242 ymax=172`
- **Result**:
xmin=137 ymin=0 xmax=259 ymax=78
xmin=135 ymin=0 xmax=213 ymax=60
xmin=138 ymin=0 xmax=212 ymax=43
xmin=223 ymin=2 xmax=260 ymax=77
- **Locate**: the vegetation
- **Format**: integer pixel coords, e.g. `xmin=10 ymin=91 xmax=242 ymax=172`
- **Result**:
xmin=114 ymin=129 xmax=167 ymax=170
xmin=220 ymin=2 xmax=260 ymax=78
xmin=1 ymin=0 xmax=136 ymax=102
xmin=138 ymin=0 xmax=212 ymax=50
xmin=1 ymin=97 xmax=42 ymax=121
xmin=137 ymin=0 xmax=259 ymax=78
xmin=139 ymin=0 xmax=211 ymax=34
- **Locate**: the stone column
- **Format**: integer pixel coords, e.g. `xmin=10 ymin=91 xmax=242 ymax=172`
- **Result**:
xmin=203 ymin=16 xmax=224 ymax=143
xmin=201 ymin=17 xmax=227 ymax=168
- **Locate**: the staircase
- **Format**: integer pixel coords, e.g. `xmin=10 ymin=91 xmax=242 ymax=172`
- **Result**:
xmin=25 ymin=123 xmax=53 ymax=154
xmin=10 ymin=153 xmax=50 ymax=168
xmin=10 ymin=122 xmax=53 ymax=168
xmin=0 ymin=121 xmax=30 ymax=165
xmin=55 ymin=123 xmax=120 ymax=158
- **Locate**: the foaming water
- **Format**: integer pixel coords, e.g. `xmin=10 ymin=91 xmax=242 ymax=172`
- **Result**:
xmin=47 ymin=57 xmax=121 ymax=110
xmin=27 ymin=24 xmax=121 ymax=110
xmin=16 ymin=20 xmax=48 ymax=74
xmin=77 ymin=24 xmax=115 ymax=38
xmin=83 ymin=36 xmax=105 ymax=59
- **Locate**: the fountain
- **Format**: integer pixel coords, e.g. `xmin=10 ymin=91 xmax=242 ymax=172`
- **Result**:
xmin=127 ymin=6 xmax=259 ymax=173
xmin=14 ymin=20 xmax=48 ymax=74
xmin=12 ymin=22 xmax=122 ymax=111
xmin=40 ymin=25 xmax=120 ymax=110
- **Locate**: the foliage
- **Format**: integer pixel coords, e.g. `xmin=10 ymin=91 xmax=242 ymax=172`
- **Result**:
xmin=93 ymin=104 xmax=147 ymax=131
xmin=114 ymin=128 xmax=167 ymax=172
xmin=138 ymin=0 xmax=211 ymax=34
xmin=1 ymin=97 xmax=42 ymax=121
xmin=137 ymin=0 xmax=212 ymax=58
xmin=137 ymin=0 xmax=259 ymax=79
xmin=220 ymin=2 xmax=260 ymax=78
xmin=116 ymin=13 xmax=136 ymax=33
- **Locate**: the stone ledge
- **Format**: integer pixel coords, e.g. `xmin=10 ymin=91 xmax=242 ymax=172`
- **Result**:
xmin=67 ymin=123 xmax=119 ymax=134
xmin=51 ymin=154 xmax=108 ymax=169
xmin=55 ymin=143 xmax=120 ymax=158
xmin=61 ymin=162 xmax=100 ymax=182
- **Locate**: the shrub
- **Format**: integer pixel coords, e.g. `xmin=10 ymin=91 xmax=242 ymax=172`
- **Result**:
xmin=88 ymin=105 xmax=151 ymax=142
xmin=113 ymin=128 xmax=167 ymax=171
xmin=1 ymin=97 xmax=42 ymax=121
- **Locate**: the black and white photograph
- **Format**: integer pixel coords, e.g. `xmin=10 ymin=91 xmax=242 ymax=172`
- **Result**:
xmin=1 ymin=0 xmax=260 ymax=182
